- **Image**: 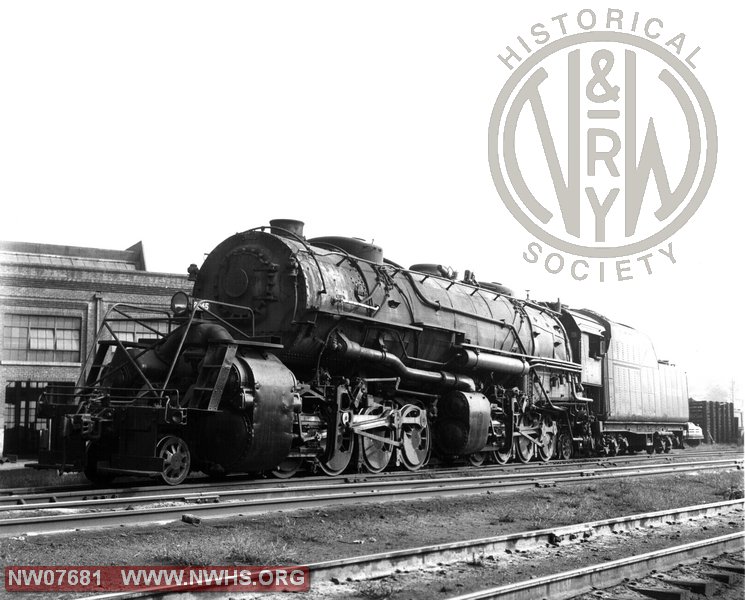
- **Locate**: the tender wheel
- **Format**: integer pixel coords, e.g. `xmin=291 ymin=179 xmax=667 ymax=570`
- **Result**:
xmin=157 ymin=435 xmax=191 ymax=485
xmin=537 ymin=416 xmax=558 ymax=462
xmin=557 ymin=432 xmax=573 ymax=460
xmin=272 ymin=457 xmax=304 ymax=479
xmin=83 ymin=442 xmax=115 ymax=486
xmin=399 ymin=404 xmax=431 ymax=471
xmin=319 ymin=409 xmax=354 ymax=476
xmin=468 ymin=452 xmax=487 ymax=467
xmin=606 ymin=437 xmax=619 ymax=457
xmin=359 ymin=406 xmax=394 ymax=473
xmin=663 ymin=436 xmax=672 ymax=454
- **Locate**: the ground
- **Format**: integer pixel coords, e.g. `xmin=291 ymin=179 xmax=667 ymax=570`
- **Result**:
xmin=1 ymin=468 xmax=743 ymax=599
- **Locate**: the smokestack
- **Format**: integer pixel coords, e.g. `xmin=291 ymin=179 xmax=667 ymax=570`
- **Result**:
xmin=269 ymin=219 xmax=305 ymax=238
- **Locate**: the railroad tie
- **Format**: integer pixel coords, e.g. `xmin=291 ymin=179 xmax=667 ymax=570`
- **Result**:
xmin=706 ymin=561 xmax=744 ymax=574
xmin=656 ymin=576 xmax=714 ymax=595
xmin=627 ymin=585 xmax=690 ymax=600
xmin=700 ymin=571 xmax=734 ymax=584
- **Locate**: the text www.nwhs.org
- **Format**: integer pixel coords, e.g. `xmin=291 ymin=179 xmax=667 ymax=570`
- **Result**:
xmin=5 ymin=566 xmax=310 ymax=592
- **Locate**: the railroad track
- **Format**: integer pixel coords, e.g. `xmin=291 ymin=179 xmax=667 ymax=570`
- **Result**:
xmin=2 ymin=448 xmax=741 ymax=506
xmin=307 ymin=499 xmax=745 ymax=587
xmin=83 ymin=499 xmax=745 ymax=599
xmin=447 ymin=532 xmax=744 ymax=600
xmin=0 ymin=457 xmax=741 ymax=537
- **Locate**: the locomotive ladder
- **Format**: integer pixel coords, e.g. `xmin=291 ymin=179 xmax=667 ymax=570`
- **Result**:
xmin=188 ymin=343 xmax=239 ymax=410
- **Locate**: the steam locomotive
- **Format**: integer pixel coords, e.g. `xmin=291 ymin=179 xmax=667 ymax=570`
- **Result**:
xmin=36 ymin=220 xmax=689 ymax=485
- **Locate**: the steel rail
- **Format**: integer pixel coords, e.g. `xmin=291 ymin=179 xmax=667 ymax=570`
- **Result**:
xmin=2 ymin=449 xmax=741 ymax=506
xmin=306 ymin=499 xmax=745 ymax=584
xmin=446 ymin=532 xmax=745 ymax=600
xmin=1 ymin=458 xmax=740 ymax=514
xmin=81 ymin=499 xmax=745 ymax=600
xmin=0 ymin=459 xmax=740 ymax=537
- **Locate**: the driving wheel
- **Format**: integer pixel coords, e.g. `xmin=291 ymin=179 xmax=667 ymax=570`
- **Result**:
xmin=319 ymin=409 xmax=354 ymax=476
xmin=399 ymin=404 xmax=430 ymax=471
xmin=359 ymin=405 xmax=394 ymax=473
xmin=537 ymin=415 xmax=558 ymax=462
xmin=514 ymin=416 xmax=536 ymax=463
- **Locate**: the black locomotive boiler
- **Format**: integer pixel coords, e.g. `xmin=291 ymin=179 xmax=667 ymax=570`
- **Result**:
xmin=36 ymin=220 xmax=689 ymax=484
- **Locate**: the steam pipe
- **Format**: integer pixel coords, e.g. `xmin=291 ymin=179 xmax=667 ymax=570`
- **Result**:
xmin=529 ymin=357 xmax=582 ymax=373
xmin=453 ymin=349 xmax=529 ymax=375
xmin=331 ymin=333 xmax=476 ymax=392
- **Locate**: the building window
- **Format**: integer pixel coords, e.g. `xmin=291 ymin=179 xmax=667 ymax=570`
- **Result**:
xmin=108 ymin=319 xmax=169 ymax=344
xmin=29 ymin=328 xmax=55 ymax=350
xmin=4 ymin=381 xmax=74 ymax=456
xmin=2 ymin=315 xmax=82 ymax=362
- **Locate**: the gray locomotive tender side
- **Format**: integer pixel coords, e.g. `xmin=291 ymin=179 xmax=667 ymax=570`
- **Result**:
xmin=35 ymin=220 xmax=689 ymax=485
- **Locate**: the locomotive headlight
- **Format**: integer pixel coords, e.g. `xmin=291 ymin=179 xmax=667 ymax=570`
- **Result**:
xmin=170 ymin=292 xmax=191 ymax=317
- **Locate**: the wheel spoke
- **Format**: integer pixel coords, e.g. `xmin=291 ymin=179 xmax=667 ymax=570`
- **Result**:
xmin=492 ymin=444 xmax=511 ymax=464
xmin=319 ymin=411 xmax=354 ymax=476
xmin=157 ymin=436 xmax=191 ymax=485
xmin=514 ymin=415 xmax=536 ymax=463
xmin=400 ymin=404 xmax=430 ymax=471
xmin=360 ymin=406 xmax=393 ymax=473
xmin=537 ymin=415 xmax=557 ymax=462
xmin=468 ymin=452 xmax=486 ymax=467
xmin=558 ymin=432 xmax=573 ymax=460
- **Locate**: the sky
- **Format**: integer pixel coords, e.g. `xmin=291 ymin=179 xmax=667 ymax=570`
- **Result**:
xmin=0 ymin=1 xmax=742 ymax=403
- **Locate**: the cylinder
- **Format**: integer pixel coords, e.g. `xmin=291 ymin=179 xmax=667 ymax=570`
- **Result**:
xmin=435 ymin=391 xmax=491 ymax=455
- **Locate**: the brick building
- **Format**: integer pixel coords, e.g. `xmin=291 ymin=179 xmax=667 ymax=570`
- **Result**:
xmin=0 ymin=240 xmax=190 ymax=457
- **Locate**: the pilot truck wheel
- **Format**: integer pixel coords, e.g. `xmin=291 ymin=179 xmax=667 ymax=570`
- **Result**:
xmin=157 ymin=435 xmax=191 ymax=485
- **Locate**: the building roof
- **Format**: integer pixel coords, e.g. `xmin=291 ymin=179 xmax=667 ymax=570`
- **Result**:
xmin=0 ymin=241 xmax=146 ymax=271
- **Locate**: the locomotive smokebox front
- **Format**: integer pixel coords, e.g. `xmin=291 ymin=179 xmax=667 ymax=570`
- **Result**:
xmin=192 ymin=227 xmax=306 ymax=340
